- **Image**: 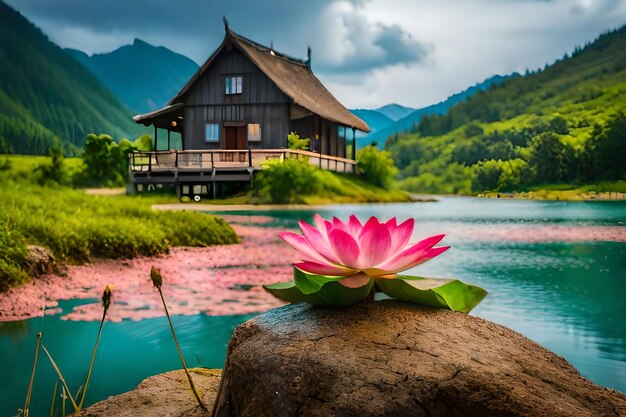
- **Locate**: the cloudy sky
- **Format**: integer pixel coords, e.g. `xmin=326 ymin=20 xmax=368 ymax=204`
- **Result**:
xmin=7 ymin=0 xmax=626 ymax=109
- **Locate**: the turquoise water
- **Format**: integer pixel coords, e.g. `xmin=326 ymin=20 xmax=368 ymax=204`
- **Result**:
xmin=1 ymin=197 xmax=625 ymax=416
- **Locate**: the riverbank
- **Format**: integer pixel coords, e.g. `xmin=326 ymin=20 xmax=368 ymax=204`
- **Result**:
xmin=0 ymin=223 xmax=292 ymax=322
xmin=3 ymin=211 xmax=626 ymax=322
xmin=477 ymin=181 xmax=626 ymax=201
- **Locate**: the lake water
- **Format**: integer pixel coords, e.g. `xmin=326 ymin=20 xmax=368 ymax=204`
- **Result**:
xmin=1 ymin=197 xmax=625 ymax=416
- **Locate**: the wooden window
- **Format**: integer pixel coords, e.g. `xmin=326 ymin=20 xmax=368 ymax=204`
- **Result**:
xmin=247 ymin=123 xmax=261 ymax=142
xmin=225 ymin=75 xmax=243 ymax=95
xmin=205 ymin=123 xmax=219 ymax=142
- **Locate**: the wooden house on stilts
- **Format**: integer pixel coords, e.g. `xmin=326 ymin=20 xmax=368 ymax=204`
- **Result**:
xmin=130 ymin=19 xmax=369 ymax=200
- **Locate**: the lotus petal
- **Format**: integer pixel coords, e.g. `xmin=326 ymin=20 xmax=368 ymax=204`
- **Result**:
xmin=375 ymin=234 xmax=446 ymax=272
xmin=279 ymin=232 xmax=332 ymax=264
xmin=328 ymin=229 xmax=361 ymax=265
xmin=347 ymin=215 xmax=363 ymax=236
xmin=294 ymin=261 xmax=355 ymax=276
xmin=299 ymin=220 xmax=339 ymax=263
xmin=357 ymin=222 xmax=392 ymax=268
xmin=338 ymin=273 xmax=371 ymax=288
xmin=389 ymin=218 xmax=414 ymax=254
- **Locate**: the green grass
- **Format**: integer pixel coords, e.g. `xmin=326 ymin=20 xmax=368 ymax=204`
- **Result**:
xmin=0 ymin=156 xmax=239 ymax=290
xmin=300 ymin=173 xmax=410 ymax=204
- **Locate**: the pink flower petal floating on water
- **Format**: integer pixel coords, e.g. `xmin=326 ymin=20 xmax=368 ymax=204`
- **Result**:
xmin=279 ymin=214 xmax=449 ymax=288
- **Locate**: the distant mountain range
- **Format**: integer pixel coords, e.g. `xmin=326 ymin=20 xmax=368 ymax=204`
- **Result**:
xmin=66 ymin=39 xmax=199 ymax=114
xmin=374 ymin=104 xmax=415 ymax=121
xmin=350 ymin=74 xmax=516 ymax=149
xmin=0 ymin=1 xmax=144 ymax=154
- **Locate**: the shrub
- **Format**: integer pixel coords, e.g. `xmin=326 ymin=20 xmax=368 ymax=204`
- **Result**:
xmin=356 ymin=146 xmax=399 ymax=189
xmin=79 ymin=133 xmax=153 ymax=187
xmin=287 ymin=132 xmax=310 ymax=151
xmin=34 ymin=147 xmax=67 ymax=185
xmin=254 ymin=158 xmax=320 ymax=203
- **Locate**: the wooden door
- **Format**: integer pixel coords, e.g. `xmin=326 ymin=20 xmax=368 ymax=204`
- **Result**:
xmin=224 ymin=126 xmax=247 ymax=149
xmin=224 ymin=126 xmax=247 ymax=162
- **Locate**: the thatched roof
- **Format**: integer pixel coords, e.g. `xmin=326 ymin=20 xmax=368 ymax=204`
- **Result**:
xmin=168 ymin=29 xmax=369 ymax=132
xmin=133 ymin=103 xmax=182 ymax=124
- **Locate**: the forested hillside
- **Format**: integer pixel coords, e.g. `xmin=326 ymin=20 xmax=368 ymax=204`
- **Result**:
xmin=387 ymin=25 xmax=626 ymax=194
xmin=365 ymin=75 xmax=514 ymax=149
xmin=66 ymin=39 xmax=199 ymax=114
xmin=0 ymin=1 xmax=145 ymax=155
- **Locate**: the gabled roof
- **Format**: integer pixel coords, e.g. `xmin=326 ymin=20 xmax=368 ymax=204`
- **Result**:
xmin=168 ymin=29 xmax=370 ymax=132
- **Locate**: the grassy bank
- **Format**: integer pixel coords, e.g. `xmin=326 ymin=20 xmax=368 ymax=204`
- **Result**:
xmin=251 ymin=157 xmax=410 ymax=204
xmin=479 ymin=181 xmax=626 ymax=201
xmin=0 ymin=155 xmax=239 ymax=290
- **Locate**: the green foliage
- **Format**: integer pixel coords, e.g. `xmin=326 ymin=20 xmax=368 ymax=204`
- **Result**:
xmin=0 ymin=181 xmax=238 ymax=289
xmin=33 ymin=147 xmax=67 ymax=185
xmin=472 ymin=160 xmax=503 ymax=192
xmin=287 ymin=132 xmax=310 ymax=151
xmin=252 ymin=158 xmax=409 ymax=204
xmin=356 ymin=145 xmax=399 ymax=189
xmin=579 ymin=113 xmax=626 ymax=181
xmin=527 ymin=132 xmax=576 ymax=183
xmin=0 ymin=2 xmax=146 ymax=155
xmin=79 ymin=133 xmax=152 ymax=186
xmin=265 ymin=271 xmax=487 ymax=313
xmin=471 ymin=159 xmax=529 ymax=192
xmin=254 ymin=158 xmax=321 ymax=203
xmin=0 ymin=223 xmax=30 ymax=291
xmin=387 ymin=25 xmax=626 ymax=194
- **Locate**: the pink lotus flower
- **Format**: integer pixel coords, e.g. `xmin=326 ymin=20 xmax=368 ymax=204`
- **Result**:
xmin=279 ymin=214 xmax=449 ymax=288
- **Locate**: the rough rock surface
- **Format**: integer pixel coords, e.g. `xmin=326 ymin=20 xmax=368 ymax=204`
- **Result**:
xmin=213 ymin=301 xmax=626 ymax=417
xmin=76 ymin=368 xmax=220 ymax=416
xmin=26 ymin=244 xmax=63 ymax=277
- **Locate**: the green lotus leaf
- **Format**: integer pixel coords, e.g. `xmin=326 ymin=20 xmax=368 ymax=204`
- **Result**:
xmin=375 ymin=276 xmax=487 ymax=314
xmin=264 ymin=279 xmax=374 ymax=307
xmin=293 ymin=267 xmax=345 ymax=294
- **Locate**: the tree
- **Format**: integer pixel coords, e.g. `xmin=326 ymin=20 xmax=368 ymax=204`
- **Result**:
xmin=579 ymin=113 xmax=626 ymax=181
xmin=81 ymin=133 xmax=152 ymax=186
xmin=528 ymin=132 xmax=575 ymax=183
xmin=356 ymin=146 xmax=399 ymax=189
xmin=451 ymin=139 xmax=488 ymax=166
xmin=471 ymin=160 xmax=502 ymax=192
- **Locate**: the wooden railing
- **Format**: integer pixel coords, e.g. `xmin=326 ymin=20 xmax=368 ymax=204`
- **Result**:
xmin=129 ymin=149 xmax=357 ymax=174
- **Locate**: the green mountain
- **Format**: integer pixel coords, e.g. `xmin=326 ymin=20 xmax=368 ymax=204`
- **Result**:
xmin=362 ymin=75 xmax=515 ymax=149
xmin=387 ymin=25 xmax=626 ymax=194
xmin=0 ymin=1 xmax=145 ymax=154
xmin=349 ymin=109 xmax=394 ymax=144
xmin=66 ymin=39 xmax=199 ymax=114
xmin=375 ymin=104 xmax=415 ymax=121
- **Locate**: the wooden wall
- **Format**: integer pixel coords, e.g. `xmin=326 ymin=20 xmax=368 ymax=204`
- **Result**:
xmin=183 ymin=45 xmax=290 ymax=150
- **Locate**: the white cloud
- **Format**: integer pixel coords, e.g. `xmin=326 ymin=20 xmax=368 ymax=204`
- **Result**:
xmin=6 ymin=0 xmax=626 ymax=109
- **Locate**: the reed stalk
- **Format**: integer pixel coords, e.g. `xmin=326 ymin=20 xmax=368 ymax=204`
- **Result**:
xmin=48 ymin=379 xmax=59 ymax=417
xmin=23 ymin=332 xmax=42 ymax=417
xmin=78 ymin=285 xmax=113 ymax=409
xmin=151 ymin=267 xmax=207 ymax=411
xmin=61 ymin=386 xmax=66 ymax=417
xmin=41 ymin=344 xmax=79 ymax=412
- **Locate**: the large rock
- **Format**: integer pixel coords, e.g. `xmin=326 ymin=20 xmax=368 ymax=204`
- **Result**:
xmin=77 ymin=368 xmax=220 ymax=416
xmin=213 ymin=301 xmax=626 ymax=417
